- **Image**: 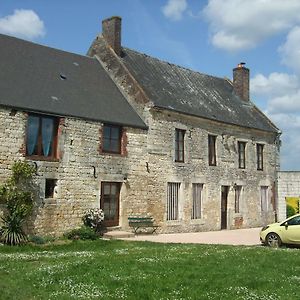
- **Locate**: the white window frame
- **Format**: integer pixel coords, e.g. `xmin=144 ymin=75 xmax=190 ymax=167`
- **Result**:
xmin=260 ymin=186 xmax=269 ymax=212
xmin=234 ymin=185 xmax=242 ymax=213
xmin=167 ymin=182 xmax=181 ymax=221
xmin=192 ymin=183 xmax=203 ymax=219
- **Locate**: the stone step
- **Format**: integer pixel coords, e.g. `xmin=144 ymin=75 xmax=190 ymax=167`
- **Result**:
xmin=103 ymin=230 xmax=135 ymax=239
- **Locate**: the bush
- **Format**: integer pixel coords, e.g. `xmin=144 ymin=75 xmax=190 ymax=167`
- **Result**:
xmin=0 ymin=161 xmax=36 ymax=245
xmin=82 ymin=208 xmax=104 ymax=233
xmin=64 ymin=226 xmax=98 ymax=240
xmin=287 ymin=204 xmax=296 ymax=218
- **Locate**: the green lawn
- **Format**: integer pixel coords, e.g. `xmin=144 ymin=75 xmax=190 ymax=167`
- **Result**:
xmin=0 ymin=240 xmax=299 ymax=300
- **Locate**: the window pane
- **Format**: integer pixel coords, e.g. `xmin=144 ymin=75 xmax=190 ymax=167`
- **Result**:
xmin=42 ymin=117 xmax=54 ymax=156
xmin=111 ymin=127 xmax=120 ymax=140
xmin=103 ymin=126 xmax=111 ymax=138
xmin=26 ymin=115 xmax=39 ymax=155
xmin=111 ymin=140 xmax=120 ymax=152
xmin=103 ymin=139 xmax=110 ymax=151
xmin=103 ymin=184 xmax=110 ymax=195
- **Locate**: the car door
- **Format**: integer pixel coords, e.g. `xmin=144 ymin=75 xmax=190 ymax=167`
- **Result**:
xmin=282 ymin=216 xmax=300 ymax=244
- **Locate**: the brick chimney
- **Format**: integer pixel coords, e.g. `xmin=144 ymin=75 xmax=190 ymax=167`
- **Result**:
xmin=102 ymin=16 xmax=122 ymax=56
xmin=233 ymin=62 xmax=249 ymax=101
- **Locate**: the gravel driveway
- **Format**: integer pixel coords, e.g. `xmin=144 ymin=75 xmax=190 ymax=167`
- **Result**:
xmin=122 ymin=227 xmax=262 ymax=246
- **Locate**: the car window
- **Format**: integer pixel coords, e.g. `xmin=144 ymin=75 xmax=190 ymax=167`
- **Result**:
xmin=287 ymin=216 xmax=300 ymax=226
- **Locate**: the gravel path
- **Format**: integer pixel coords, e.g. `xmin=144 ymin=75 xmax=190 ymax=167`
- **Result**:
xmin=121 ymin=227 xmax=262 ymax=246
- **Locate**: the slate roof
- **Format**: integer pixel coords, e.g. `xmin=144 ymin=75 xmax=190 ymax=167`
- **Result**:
xmin=121 ymin=48 xmax=278 ymax=133
xmin=0 ymin=34 xmax=146 ymax=129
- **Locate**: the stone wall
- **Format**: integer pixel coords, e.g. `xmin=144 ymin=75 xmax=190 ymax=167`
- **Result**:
xmin=140 ymin=108 xmax=279 ymax=232
xmin=0 ymin=107 xmax=148 ymax=236
xmin=277 ymin=171 xmax=300 ymax=221
xmin=0 ymin=101 xmax=279 ymax=235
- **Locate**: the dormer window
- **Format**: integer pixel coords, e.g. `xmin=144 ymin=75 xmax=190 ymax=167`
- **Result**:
xmin=26 ymin=114 xmax=59 ymax=159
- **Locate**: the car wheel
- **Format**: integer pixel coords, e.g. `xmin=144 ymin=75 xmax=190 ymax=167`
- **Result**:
xmin=266 ymin=232 xmax=282 ymax=247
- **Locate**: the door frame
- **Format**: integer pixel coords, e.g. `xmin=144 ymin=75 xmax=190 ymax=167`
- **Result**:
xmin=100 ymin=181 xmax=121 ymax=227
xmin=221 ymin=186 xmax=229 ymax=230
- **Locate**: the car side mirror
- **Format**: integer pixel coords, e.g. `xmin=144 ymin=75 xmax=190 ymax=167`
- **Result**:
xmin=284 ymin=222 xmax=288 ymax=229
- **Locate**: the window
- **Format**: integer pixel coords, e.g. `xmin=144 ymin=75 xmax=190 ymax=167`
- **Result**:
xmin=167 ymin=182 xmax=180 ymax=220
xmin=234 ymin=185 xmax=242 ymax=213
xmin=238 ymin=142 xmax=246 ymax=169
xmin=26 ymin=114 xmax=58 ymax=158
xmin=257 ymin=144 xmax=264 ymax=170
xmin=103 ymin=124 xmax=121 ymax=154
xmin=208 ymin=135 xmax=216 ymax=166
xmin=175 ymin=129 xmax=185 ymax=162
xmin=192 ymin=183 xmax=203 ymax=219
xmin=261 ymin=186 xmax=269 ymax=212
xmin=287 ymin=215 xmax=300 ymax=226
xmin=45 ymin=179 xmax=57 ymax=198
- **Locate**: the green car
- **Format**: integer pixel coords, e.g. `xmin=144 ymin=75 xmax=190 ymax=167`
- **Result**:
xmin=260 ymin=214 xmax=300 ymax=247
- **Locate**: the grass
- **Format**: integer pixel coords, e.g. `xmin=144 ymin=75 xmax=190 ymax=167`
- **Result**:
xmin=0 ymin=240 xmax=299 ymax=299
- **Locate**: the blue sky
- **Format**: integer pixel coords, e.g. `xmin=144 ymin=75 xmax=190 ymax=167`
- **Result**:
xmin=1 ymin=0 xmax=300 ymax=170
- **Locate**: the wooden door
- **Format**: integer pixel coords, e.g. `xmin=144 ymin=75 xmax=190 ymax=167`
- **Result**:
xmin=221 ymin=186 xmax=229 ymax=230
xmin=100 ymin=182 xmax=120 ymax=227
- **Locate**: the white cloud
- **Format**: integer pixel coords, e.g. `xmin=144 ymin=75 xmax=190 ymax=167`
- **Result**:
xmin=0 ymin=9 xmax=45 ymax=40
xmin=252 ymin=71 xmax=300 ymax=170
xmin=203 ymin=0 xmax=300 ymax=51
xmin=266 ymin=112 xmax=300 ymax=170
xmin=162 ymin=0 xmax=187 ymax=21
xmin=279 ymin=26 xmax=300 ymax=74
xmin=251 ymin=72 xmax=299 ymax=98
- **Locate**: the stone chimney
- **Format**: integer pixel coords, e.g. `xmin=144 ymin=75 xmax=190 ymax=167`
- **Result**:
xmin=233 ymin=62 xmax=249 ymax=101
xmin=102 ymin=16 xmax=122 ymax=56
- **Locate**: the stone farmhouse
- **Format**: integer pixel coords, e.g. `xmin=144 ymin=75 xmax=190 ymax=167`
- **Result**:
xmin=0 ymin=16 xmax=280 ymax=236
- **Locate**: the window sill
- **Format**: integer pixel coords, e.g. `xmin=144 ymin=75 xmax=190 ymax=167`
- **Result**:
xmin=100 ymin=152 xmax=125 ymax=157
xmin=26 ymin=156 xmax=59 ymax=162
xmin=190 ymin=218 xmax=205 ymax=225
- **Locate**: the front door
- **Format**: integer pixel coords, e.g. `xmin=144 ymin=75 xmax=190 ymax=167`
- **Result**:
xmin=100 ymin=182 xmax=120 ymax=227
xmin=221 ymin=186 xmax=229 ymax=229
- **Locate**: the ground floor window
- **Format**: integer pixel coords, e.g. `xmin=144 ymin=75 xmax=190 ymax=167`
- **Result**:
xmin=260 ymin=186 xmax=269 ymax=212
xmin=167 ymin=182 xmax=180 ymax=220
xmin=192 ymin=183 xmax=203 ymax=219
xmin=234 ymin=185 xmax=242 ymax=213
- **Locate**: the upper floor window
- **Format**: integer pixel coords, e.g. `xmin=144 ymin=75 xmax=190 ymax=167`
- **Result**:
xmin=257 ymin=143 xmax=264 ymax=170
xmin=175 ymin=129 xmax=185 ymax=162
xmin=238 ymin=141 xmax=246 ymax=169
xmin=26 ymin=114 xmax=58 ymax=159
xmin=208 ymin=135 xmax=216 ymax=166
xmin=103 ymin=124 xmax=122 ymax=154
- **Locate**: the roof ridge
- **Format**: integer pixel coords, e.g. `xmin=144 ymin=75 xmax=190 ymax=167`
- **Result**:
xmin=122 ymin=46 xmax=228 ymax=82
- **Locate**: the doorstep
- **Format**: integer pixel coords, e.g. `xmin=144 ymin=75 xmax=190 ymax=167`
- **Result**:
xmin=103 ymin=230 xmax=135 ymax=239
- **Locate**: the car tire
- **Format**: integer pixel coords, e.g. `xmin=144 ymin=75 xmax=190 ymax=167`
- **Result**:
xmin=266 ymin=232 xmax=282 ymax=247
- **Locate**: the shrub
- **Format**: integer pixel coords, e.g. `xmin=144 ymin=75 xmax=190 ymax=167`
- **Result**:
xmin=287 ymin=204 xmax=296 ymax=218
xmin=82 ymin=208 xmax=104 ymax=232
xmin=64 ymin=225 xmax=98 ymax=240
xmin=0 ymin=161 xmax=36 ymax=245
